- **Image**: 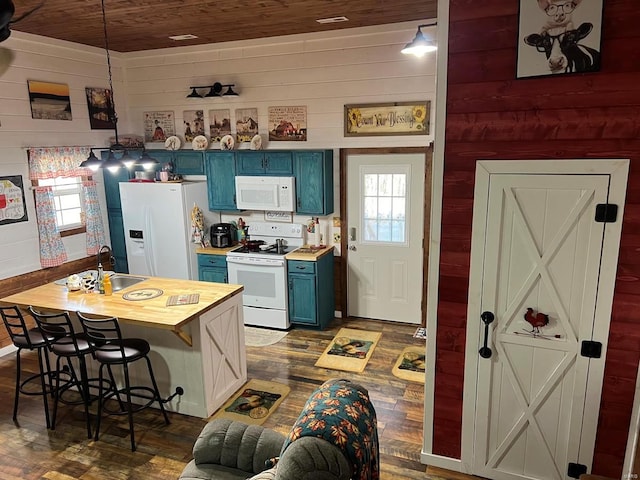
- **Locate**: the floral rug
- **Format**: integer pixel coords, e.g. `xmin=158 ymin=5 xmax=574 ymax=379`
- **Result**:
xmin=314 ymin=328 xmax=381 ymax=373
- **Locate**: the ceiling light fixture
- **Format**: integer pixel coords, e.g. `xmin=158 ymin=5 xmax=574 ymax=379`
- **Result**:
xmin=80 ymin=0 xmax=157 ymax=172
xmin=401 ymin=22 xmax=438 ymax=57
xmin=187 ymin=82 xmax=240 ymax=98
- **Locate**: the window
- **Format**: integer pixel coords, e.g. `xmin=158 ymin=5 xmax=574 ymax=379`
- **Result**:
xmin=36 ymin=176 xmax=87 ymax=235
xmin=362 ymin=170 xmax=408 ymax=244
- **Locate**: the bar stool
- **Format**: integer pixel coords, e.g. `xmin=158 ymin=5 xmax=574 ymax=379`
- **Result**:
xmin=77 ymin=311 xmax=170 ymax=451
xmin=0 ymin=305 xmax=57 ymax=428
xmin=28 ymin=306 xmax=95 ymax=439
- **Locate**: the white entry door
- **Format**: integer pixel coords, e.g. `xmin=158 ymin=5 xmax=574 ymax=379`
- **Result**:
xmin=470 ymin=169 xmax=621 ymax=479
xmin=346 ymin=153 xmax=424 ymax=323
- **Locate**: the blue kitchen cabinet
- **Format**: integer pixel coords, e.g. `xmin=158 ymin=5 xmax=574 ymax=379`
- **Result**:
xmin=197 ymin=254 xmax=228 ymax=283
xmin=236 ymin=151 xmax=293 ymax=175
xmin=101 ymin=155 xmax=130 ymax=273
xmin=147 ymin=150 xmax=204 ymax=175
xmin=293 ymin=150 xmax=334 ymax=215
xmin=204 ymin=151 xmax=238 ymax=211
xmin=287 ymin=253 xmax=334 ymax=329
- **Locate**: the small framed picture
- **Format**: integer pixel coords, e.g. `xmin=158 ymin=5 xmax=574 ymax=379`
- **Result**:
xmin=516 ymin=0 xmax=603 ymax=79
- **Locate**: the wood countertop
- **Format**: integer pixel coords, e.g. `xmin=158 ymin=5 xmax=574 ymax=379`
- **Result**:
xmin=196 ymin=245 xmax=240 ymax=255
xmin=0 ymin=276 xmax=243 ymax=346
xmin=285 ymin=245 xmax=334 ymax=261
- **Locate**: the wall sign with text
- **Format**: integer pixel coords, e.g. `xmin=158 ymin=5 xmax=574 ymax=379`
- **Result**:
xmin=344 ymin=101 xmax=430 ymax=137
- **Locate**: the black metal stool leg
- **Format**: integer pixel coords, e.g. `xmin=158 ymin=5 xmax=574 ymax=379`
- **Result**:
xmin=122 ymin=362 xmax=136 ymax=452
xmin=145 ymin=356 xmax=170 ymax=425
xmin=78 ymin=356 xmax=92 ymax=439
xmin=36 ymin=347 xmax=52 ymax=429
xmin=12 ymin=348 xmax=21 ymax=423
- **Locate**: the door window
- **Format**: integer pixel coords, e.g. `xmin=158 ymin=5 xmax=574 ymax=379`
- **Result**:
xmin=362 ymin=166 xmax=409 ymax=244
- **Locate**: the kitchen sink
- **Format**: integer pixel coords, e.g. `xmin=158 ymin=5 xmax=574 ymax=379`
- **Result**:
xmin=109 ymin=275 xmax=148 ymax=292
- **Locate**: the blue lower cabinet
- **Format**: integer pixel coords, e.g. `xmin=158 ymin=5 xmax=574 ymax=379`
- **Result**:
xmin=287 ymin=254 xmax=334 ymax=329
xmin=197 ymin=254 xmax=228 ymax=283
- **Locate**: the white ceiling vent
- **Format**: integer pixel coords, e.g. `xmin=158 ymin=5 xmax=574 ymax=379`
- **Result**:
xmin=316 ymin=16 xmax=349 ymax=24
xmin=169 ymin=34 xmax=199 ymax=41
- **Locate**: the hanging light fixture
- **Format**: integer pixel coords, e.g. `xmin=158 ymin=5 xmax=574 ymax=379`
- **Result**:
xmin=204 ymin=82 xmax=223 ymax=97
xmin=81 ymin=0 xmax=157 ymax=172
xmin=401 ymin=22 xmax=438 ymax=57
xmin=187 ymin=81 xmax=240 ymax=98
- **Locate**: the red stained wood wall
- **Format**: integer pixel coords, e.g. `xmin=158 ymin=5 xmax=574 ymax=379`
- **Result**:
xmin=433 ymin=0 xmax=640 ymax=476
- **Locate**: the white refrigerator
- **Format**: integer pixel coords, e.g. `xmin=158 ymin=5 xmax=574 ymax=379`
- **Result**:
xmin=119 ymin=181 xmax=213 ymax=280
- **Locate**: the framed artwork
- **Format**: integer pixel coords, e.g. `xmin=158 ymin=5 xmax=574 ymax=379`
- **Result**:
xmin=209 ymin=109 xmax=231 ymax=143
xmin=85 ymin=87 xmax=115 ymax=130
xmin=144 ymin=111 xmax=176 ymax=142
xmin=0 ymin=175 xmax=28 ymax=225
xmin=344 ymin=101 xmax=429 ymax=137
xmin=268 ymin=106 xmax=307 ymax=141
xmin=183 ymin=110 xmax=204 ymax=142
xmin=517 ymin=0 xmax=603 ymax=78
xmin=27 ymin=80 xmax=72 ymax=121
xmin=235 ymin=108 xmax=259 ymax=143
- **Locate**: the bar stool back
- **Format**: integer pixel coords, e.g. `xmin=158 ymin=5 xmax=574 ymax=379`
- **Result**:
xmin=28 ymin=306 xmax=95 ymax=439
xmin=77 ymin=311 xmax=170 ymax=451
xmin=0 ymin=305 xmax=56 ymax=428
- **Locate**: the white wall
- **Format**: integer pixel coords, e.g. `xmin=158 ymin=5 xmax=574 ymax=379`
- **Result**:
xmin=0 ymin=32 xmax=126 ymax=279
xmin=0 ymin=21 xmax=437 ymax=280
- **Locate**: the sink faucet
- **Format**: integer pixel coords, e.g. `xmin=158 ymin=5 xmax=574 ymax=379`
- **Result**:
xmin=97 ymin=245 xmax=115 ymax=271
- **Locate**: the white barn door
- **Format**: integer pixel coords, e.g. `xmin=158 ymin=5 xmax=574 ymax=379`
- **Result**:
xmin=463 ymin=160 xmax=628 ymax=479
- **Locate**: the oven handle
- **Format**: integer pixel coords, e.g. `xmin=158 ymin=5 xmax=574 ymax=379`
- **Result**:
xmin=226 ymin=257 xmax=285 ymax=267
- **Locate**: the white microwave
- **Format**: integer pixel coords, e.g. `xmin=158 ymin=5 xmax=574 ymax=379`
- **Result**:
xmin=235 ymin=176 xmax=296 ymax=212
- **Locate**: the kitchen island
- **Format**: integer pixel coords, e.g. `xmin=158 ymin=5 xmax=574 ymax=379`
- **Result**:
xmin=0 ymin=276 xmax=246 ymax=419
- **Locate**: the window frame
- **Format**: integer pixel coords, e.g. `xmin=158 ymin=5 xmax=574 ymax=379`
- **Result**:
xmin=31 ymin=175 xmax=92 ymax=237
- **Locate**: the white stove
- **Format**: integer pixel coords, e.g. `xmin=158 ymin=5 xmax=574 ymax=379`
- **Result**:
xmin=226 ymin=222 xmax=304 ymax=330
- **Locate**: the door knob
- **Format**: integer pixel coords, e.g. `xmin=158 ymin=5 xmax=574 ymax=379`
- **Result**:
xmin=348 ymin=245 xmax=357 ymax=251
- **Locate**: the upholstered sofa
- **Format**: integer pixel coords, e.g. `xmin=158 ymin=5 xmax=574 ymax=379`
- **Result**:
xmin=179 ymin=379 xmax=378 ymax=480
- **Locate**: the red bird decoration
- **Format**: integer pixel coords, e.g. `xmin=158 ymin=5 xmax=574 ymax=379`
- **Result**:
xmin=524 ymin=308 xmax=549 ymax=334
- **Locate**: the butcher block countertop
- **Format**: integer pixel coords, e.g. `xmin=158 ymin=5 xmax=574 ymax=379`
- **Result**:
xmin=285 ymin=245 xmax=334 ymax=261
xmin=0 ymin=276 xmax=243 ymax=346
xmin=196 ymin=245 xmax=240 ymax=255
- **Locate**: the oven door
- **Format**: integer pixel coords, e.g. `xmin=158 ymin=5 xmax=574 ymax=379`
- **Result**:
xmin=227 ymin=255 xmax=287 ymax=310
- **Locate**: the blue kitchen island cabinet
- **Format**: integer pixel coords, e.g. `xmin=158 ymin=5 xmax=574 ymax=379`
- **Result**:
xmin=236 ymin=151 xmax=293 ymax=175
xmin=204 ymin=151 xmax=238 ymax=211
xmin=293 ymin=150 xmax=334 ymax=215
xmin=287 ymin=250 xmax=334 ymax=329
xmin=197 ymin=254 xmax=228 ymax=283
xmin=147 ymin=150 xmax=205 ymax=175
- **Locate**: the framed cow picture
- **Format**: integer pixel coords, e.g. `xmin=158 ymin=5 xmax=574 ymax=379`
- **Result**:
xmin=516 ymin=0 xmax=603 ymax=79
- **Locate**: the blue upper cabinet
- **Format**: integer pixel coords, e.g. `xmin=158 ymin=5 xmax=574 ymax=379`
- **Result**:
xmin=204 ymin=151 xmax=238 ymax=211
xmin=236 ymin=151 xmax=293 ymax=175
xmin=294 ymin=150 xmax=334 ymax=215
xmin=147 ymin=150 xmax=204 ymax=175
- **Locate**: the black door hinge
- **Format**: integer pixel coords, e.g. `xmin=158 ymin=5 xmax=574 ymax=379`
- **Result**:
xmin=581 ymin=340 xmax=602 ymax=358
xmin=595 ymin=203 xmax=618 ymax=223
xmin=567 ymin=462 xmax=587 ymax=478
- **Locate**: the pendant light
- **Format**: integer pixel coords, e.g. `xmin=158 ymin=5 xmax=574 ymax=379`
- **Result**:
xmin=401 ymin=22 xmax=437 ymax=57
xmin=81 ymin=0 xmax=125 ymax=171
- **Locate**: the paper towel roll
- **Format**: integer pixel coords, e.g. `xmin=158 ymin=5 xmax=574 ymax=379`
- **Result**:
xmin=313 ymin=221 xmax=322 ymax=246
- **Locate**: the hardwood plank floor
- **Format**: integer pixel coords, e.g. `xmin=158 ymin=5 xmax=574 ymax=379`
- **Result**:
xmin=0 ymin=317 xmax=475 ymax=479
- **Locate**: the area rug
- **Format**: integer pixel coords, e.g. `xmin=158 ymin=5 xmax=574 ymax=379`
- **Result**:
xmin=392 ymin=346 xmax=426 ymax=383
xmin=211 ymin=379 xmax=290 ymax=425
xmin=314 ymin=328 xmax=381 ymax=373
xmin=244 ymin=326 xmax=288 ymax=347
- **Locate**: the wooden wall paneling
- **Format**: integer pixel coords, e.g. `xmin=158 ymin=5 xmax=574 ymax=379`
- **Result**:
xmin=434 ymin=0 xmax=640 ymax=475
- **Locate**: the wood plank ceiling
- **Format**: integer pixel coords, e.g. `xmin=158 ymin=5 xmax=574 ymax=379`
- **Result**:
xmin=9 ymin=0 xmax=437 ymax=53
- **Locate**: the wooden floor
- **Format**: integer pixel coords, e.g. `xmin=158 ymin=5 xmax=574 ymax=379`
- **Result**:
xmin=0 ymin=317 xmax=475 ymax=479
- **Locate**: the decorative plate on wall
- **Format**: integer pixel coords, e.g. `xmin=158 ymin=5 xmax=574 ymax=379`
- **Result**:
xmin=192 ymin=135 xmax=209 ymax=150
xmin=250 ymin=134 xmax=262 ymax=150
xmin=220 ymin=134 xmax=235 ymax=150
xmin=164 ymin=135 xmax=181 ymax=150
